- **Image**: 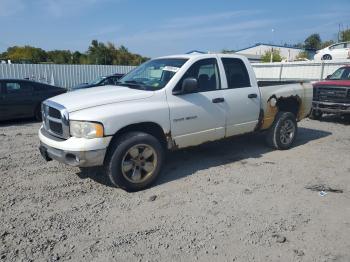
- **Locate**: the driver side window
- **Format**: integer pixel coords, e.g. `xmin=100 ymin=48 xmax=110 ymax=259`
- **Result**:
xmin=174 ymin=58 xmax=221 ymax=93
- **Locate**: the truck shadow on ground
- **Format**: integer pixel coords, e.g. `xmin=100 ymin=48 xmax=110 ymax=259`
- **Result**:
xmin=78 ymin=127 xmax=331 ymax=189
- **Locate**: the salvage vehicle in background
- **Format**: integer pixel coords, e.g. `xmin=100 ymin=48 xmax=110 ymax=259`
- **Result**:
xmin=0 ymin=79 xmax=66 ymax=121
xmin=38 ymin=53 xmax=312 ymax=191
xmin=314 ymin=41 xmax=350 ymax=60
xmin=311 ymin=66 xmax=350 ymax=119
xmin=70 ymin=73 xmax=124 ymax=91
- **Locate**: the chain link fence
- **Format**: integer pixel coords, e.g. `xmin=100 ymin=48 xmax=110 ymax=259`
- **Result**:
xmin=0 ymin=64 xmax=135 ymax=88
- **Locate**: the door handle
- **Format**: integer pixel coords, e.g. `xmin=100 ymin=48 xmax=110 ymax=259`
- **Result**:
xmin=248 ymin=93 xmax=257 ymax=99
xmin=212 ymin=97 xmax=225 ymax=103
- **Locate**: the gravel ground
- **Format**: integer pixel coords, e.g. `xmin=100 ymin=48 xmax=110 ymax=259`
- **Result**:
xmin=0 ymin=116 xmax=349 ymax=262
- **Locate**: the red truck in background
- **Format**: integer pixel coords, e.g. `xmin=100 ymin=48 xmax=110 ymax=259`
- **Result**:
xmin=311 ymin=66 xmax=350 ymax=119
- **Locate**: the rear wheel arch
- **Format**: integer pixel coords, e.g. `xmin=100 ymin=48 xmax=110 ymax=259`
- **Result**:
xmin=276 ymin=96 xmax=301 ymax=117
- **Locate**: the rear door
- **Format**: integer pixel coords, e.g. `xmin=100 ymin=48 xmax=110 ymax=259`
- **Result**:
xmin=0 ymin=82 xmax=6 ymax=120
xmin=218 ymin=56 xmax=261 ymax=137
xmin=2 ymin=81 xmax=34 ymax=119
xmin=167 ymin=58 xmax=226 ymax=148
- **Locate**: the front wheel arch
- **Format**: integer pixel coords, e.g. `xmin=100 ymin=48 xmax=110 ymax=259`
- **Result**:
xmin=107 ymin=122 xmax=168 ymax=152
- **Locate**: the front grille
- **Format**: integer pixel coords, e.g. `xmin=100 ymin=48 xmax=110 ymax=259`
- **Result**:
xmin=42 ymin=101 xmax=69 ymax=139
xmin=49 ymin=120 xmax=63 ymax=134
xmin=314 ymin=86 xmax=350 ymax=103
xmin=49 ymin=107 xmax=62 ymax=119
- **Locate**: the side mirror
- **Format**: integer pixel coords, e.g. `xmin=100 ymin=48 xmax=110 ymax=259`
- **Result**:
xmin=325 ymin=75 xmax=332 ymax=80
xmin=181 ymin=77 xmax=198 ymax=94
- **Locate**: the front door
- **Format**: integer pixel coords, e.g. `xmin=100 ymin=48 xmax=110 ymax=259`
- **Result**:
xmin=1 ymin=81 xmax=34 ymax=120
xmin=167 ymin=58 xmax=226 ymax=148
xmin=331 ymin=43 xmax=348 ymax=59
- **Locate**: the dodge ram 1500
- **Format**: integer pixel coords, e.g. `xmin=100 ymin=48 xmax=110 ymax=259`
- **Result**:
xmin=39 ymin=54 xmax=312 ymax=191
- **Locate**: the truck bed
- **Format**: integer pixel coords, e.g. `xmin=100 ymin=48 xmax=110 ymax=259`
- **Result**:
xmin=257 ymin=80 xmax=306 ymax=87
xmin=258 ymin=82 xmax=313 ymax=130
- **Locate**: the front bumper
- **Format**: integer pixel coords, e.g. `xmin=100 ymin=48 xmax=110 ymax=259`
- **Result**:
xmin=312 ymin=101 xmax=350 ymax=114
xmin=39 ymin=142 xmax=106 ymax=167
xmin=38 ymin=126 xmax=112 ymax=167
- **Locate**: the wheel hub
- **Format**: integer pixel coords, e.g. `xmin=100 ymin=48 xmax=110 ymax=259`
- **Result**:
xmin=121 ymin=144 xmax=157 ymax=183
xmin=280 ymin=119 xmax=295 ymax=145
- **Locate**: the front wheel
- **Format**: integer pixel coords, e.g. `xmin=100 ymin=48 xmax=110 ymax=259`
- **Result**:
xmin=309 ymin=109 xmax=322 ymax=120
xmin=104 ymin=132 xmax=164 ymax=191
xmin=34 ymin=104 xmax=42 ymax=121
xmin=266 ymin=111 xmax=298 ymax=150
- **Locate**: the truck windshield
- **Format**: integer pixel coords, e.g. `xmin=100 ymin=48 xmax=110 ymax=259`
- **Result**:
xmin=90 ymin=76 xmax=106 ymax=85
xmin=118 ymin=58 xmax=188 ymax=90
xmin=329 ymin=67 xmax=350 ymax=80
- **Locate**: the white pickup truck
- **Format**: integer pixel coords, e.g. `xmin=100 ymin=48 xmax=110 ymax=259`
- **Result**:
xmin=39 ymin=54 xmax=312 ymax=191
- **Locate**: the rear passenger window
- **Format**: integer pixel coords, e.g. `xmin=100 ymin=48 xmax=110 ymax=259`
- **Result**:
xmin=5 ymin=82 xmax=32 ymax=94
xmin=221 ymin=58 xmax=250 ymax=88
xmin=174 ymin=58 xmax=220 ymax=92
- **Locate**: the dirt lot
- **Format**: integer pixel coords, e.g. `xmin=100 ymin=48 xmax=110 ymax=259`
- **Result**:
xmin=0 ymin=116 xmax=349 ymax=262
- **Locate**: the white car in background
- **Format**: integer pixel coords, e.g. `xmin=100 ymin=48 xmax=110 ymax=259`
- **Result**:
xmin=314 ymin=41 xmax=350 ymax=60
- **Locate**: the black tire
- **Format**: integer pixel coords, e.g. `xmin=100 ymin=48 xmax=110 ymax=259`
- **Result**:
xmin=309 ymin=109 xmax=322 ymax=120
xmin=322 ymin=54 xmax=332 ymax=60
xmin=104 ymin=132 xmax=164 ymax=191
xmin=34 ymin=104 xmax=42 ymax=121
xmin=266 ymin=111 xmax=298 ymax=150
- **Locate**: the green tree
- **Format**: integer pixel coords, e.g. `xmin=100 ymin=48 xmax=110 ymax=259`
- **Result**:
xmin=304 ymin=33 xmax=322 ymax=50
xmin=47 ymin=50 xmax=72 ymax=64
xmin=340 ymin=29 xmax=350 ymax=42
xmin=1 ymin=40 xmax=148 ymax=65
xmin=5 ymin=45 xmax=47 ymax=63
xmin=295 ymin=51 xmax=309 ymax=60
xmin=87 ymin=40 xmax=113 ymax=65
xmin=261 ymin=49 xmax=283 ymax=62
xmin=320 ymin=40 xmax=335 ymax=49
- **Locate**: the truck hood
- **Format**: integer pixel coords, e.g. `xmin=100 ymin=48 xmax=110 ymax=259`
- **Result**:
xmin=314 ymin=80 xmax=350 ymax=87
xmin=48 ymin=85 xmax=154 ymax=112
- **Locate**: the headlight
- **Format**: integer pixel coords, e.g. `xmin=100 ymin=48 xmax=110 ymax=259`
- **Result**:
xmin=69 ymin=121 xmax=104 ymax=139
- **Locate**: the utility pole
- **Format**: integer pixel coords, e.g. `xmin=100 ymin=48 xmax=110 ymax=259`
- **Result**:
xmin=271 ymin=29 xmax=275 ymax=63
xmin=270 ymin=47 xmax=274 ymax=63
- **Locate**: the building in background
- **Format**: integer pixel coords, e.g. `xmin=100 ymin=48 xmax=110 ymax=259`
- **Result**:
xmin=186 ymin=50 xmax=261 ymax=63
xmin=236 ymin=43 xmax=308 ymax=62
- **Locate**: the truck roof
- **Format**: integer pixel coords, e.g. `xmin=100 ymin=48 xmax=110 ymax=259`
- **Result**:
xmin=157 ymin=53 xmax=247 ymax=60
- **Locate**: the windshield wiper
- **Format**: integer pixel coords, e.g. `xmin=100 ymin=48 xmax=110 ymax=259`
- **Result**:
xmin=117 ymin=81 xmax=147 ymax=90
xmin=125 ymin=80 xmax=146 ymax=85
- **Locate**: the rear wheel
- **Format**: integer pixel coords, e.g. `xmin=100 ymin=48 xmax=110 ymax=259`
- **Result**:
xmin=34 ymin=104 xmax=42 ymax=121
xmin=322 ymin=54 xmax=332 ymax=60
xmin=104 ymin=132 xmax=164 ymax=191
xmin=266 ymin=111 xmax=297 ymax=150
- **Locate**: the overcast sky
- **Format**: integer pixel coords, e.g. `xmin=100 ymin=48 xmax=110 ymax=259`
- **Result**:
xmin=0 ymin=0 xmax=350 ymax=57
